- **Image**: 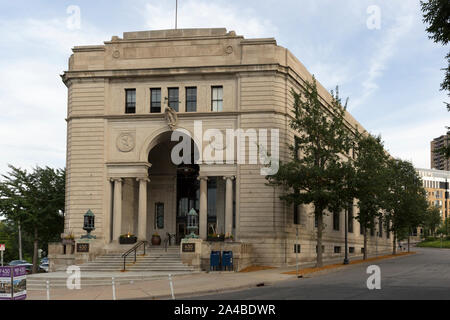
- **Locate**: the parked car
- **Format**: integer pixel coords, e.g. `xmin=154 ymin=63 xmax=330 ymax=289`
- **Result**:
xmin=8 ymin=260 xmax=33 ymax=274
xmin=40 ymin=257 xmax=49 ymax=264
xmin=8 ymin=260 xmax=28 ymax=266
xmin=39 ymin=263 xmax=49 ymax=273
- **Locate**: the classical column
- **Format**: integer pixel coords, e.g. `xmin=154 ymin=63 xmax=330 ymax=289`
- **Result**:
xmin=224 ymin=176 xmax=235 ymax=236
xmin=111 ymin=178 xmax=123 ymax=241
xmin=137 ymin=177 xmax=150 ymax=241
xmin=198 ymin=176 xmax=208 ymax=240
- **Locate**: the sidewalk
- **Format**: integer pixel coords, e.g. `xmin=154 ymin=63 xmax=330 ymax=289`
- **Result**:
xmin=26 ymin=252 xmax=417 ymax=300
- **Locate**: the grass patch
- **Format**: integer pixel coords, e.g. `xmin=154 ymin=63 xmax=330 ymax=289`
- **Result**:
xmin=283 ymin=252 xmax=415 ymax=276
xmin=416 ymin=240 xmax=450 ymax=249
xmin=239 ymin=266 xmax=277 ymax=273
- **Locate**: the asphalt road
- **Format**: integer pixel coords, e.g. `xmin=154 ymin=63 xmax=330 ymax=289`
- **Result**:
xmin=191 ymin=247 xmax=450 ymax=300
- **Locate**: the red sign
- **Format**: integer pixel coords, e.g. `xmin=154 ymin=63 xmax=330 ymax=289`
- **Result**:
xmin=0 ymin=244 xmax=5 ymax=252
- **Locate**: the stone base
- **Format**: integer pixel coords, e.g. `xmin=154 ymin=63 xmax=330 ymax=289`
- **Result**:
xmin=180 ymin=239 xmax=254 ymax=272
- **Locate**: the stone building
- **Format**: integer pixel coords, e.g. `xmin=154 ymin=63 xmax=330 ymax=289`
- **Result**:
xmin=58 ymin=28 xmax=393 ymax=270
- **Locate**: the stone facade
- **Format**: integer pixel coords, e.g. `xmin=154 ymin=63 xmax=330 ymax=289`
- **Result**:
xmin=59 ymin=28 xmax=393 ymax=269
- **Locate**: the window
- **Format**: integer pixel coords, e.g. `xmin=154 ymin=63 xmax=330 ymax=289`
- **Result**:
xmin=348 ymin=203 xmax=354 ymax=233
xmin=294 ymin=204 xmax=299 ymax=225
xmin=125 ymin=89 xmax=136 ymax=114
xmin=333 ymin=211 xmax=340 ymax=231
xmin=168 ymin=88 xmax=179 ymax=112
xmin=361 ymin=248 xmax=365 ymax=254
xmin=151 ymin=88 xmax=161 ymax=113
xmin=334 ymin=246 xmax=341 ymax=254
xmin=211 ymin=86 xmax=223 ymax=112
xmin=294 ymin=244 xmax=301 ymax=253
xmin=378 ymin=217 xmax=383 ymax=238
xmin=186 ymin=87 xmax=197 ymax=112
xmin=349 ymin=247 xmax=355 ymax=254
xmin=154 ymin=203 xmax=164 ymax=229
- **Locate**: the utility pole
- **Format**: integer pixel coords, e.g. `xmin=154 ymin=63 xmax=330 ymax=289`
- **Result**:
xmin=18 ymin=220 xmax=23 ymax=261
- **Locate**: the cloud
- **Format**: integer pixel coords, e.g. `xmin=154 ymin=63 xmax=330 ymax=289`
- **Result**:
xmin=350 ymin=13 xmax=415 ymax=110
xmin=0 ymin=16 xmax=107 ymax=176
xmin=143 ymin=0 xmax=278 ymax=38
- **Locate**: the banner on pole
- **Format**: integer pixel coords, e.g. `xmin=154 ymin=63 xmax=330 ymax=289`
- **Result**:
xmin=0 ymin=266 xmax=27 ymax=300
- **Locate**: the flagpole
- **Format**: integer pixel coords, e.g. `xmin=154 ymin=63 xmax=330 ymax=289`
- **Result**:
xmin=175 ymin=0 xmax=178 ymax=30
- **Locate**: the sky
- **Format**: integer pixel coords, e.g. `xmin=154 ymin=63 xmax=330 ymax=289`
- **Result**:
xmin=0 ymin=0 xmax=448 ymax=176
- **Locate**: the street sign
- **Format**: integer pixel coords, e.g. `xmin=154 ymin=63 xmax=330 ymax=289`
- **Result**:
xmin=0 ymin=244 xmax=5 ymax=252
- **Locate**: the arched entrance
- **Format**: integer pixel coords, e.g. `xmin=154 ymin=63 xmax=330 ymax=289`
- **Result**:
xmin=147 ymin=131 xmax=201 ymax=244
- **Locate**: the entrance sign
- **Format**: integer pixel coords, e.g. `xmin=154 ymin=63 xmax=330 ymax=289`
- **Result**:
xmin=0 ymin=244 xmax=5 ymax=251
xmin=77 ymin=243 xmax=90 ymax=253
xmin=0 ymin=266 xmax=26 ymax=300
xmin=182 ymin=243 xmax=196 ymax=253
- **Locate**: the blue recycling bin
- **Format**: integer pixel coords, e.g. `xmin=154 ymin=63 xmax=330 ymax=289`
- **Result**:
xmin=210 ymin=251 xmax=221 ymax=271
xmin=222 ymin=251 xmax=233 ymax=271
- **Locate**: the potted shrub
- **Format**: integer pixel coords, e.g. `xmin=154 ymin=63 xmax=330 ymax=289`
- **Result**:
xmin=119 ymin=232 xmax=137 ymax=245
xmin=151 ymin=233 xmax=161 ymax=246
xmin=224 ymin=233 xmax=234 ymax=242
xmin=61 ymin=233 xmax=75 ymax=245
xmin=207 ymin=233 xmax=225 ymax=242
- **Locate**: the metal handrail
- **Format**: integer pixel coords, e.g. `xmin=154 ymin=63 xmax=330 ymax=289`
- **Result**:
xmin=121 ymin=241 xmax=148 ymax=271
xmin=164 ymin=233 xmax=176 ymax=252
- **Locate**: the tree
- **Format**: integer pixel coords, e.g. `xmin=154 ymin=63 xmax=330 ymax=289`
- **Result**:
xmin=266 ymin=77 xmax=354 ymax=267
xmin=423 ymin=206 xmax=442 ymax=236
xmin=421 ymin=0 xmax=450 ymax=158
xmin=353 ymin=134 xmax=389 ymax=259
xmin=385 ymin=159 xmax=428 ymax=254
xmin=0 ymin=165 xmax=65 ymax=273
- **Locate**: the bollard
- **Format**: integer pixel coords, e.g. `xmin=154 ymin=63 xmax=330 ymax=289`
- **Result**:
xmin=112 ymin=277 xmax=116 ymax=300
xmin=168 ymin=274 xmax=175 ymax=300
xmin=46 ymin=280 xmax=50 ymax=301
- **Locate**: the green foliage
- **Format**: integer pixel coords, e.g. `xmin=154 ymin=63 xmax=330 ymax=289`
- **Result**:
xmin=384 ymin=159 xmax=428 ymax=252
xmin=421 ymin=0 xmax=450 ymax=105
xmin=352 ymin=134 xmax=389 ymax=258
xmin=0 ymin=165 xmax=65 ymax=272
xmin=266 ymin=77 xmax=353 ymax=267
xmin=423 ymin=206 xmax=443 ymax=235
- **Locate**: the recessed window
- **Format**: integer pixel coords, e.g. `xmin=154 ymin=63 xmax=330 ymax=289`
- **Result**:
xmin=348 ymin=203 xmax=354 ymax=233
xmin=151 ymin=88 xmax=161 ymax=113
xmin=125 ymin=89 xmax=136 ymax=114
xmin=294 ymin=244 xmax=301 ymax=253
xmin=155 ymin=203 xmax=164 ymax=229
xmin=211 ymin=86 xmax=223 ymax=112
xmin=361 ymin=248 xmax=365 ymax=254
xmin=333 ymin=212 xmax=340 ymax=231
xmin=186 ymin=87 xmax=197 ymax=112
xmin=334 ymin=246 xmax=341 ymax=254
xmin=168 ymin=88 xmax=179 ymax=112
xmin=349 ymin=247 xmax=355 ymax=253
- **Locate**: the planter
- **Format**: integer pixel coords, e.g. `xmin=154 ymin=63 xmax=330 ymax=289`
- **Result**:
xmin=119 ymin=236 xmax=137 ymax=245
xmin=207 ymin=235 xmax=225 ymax=242
xmin=61 ymin=239 xmax=75 ymax=245
xmin=151 ymin=235 xmax=161 ymax=246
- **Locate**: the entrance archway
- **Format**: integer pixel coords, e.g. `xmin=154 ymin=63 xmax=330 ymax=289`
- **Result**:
xmin=147 ymin=131 xmax=201 ymax=244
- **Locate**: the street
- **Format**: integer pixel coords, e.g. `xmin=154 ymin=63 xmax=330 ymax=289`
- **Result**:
xmin=191 ymin=248 xmax=450 ymax=300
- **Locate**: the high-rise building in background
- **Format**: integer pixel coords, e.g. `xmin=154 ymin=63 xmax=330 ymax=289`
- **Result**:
xmin=431 ymin=131 xmax=450 ymax=171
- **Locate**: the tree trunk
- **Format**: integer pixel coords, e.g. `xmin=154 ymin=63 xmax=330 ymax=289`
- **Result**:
xmin=393 ymin=232 xmax=397 ymax=255
xmin=363 ymin=227 xmax=367 ymax=260
xmin=32 ymin=227 xmax=39 ymax=274
xmin=407 ymin=234 xmax=410 ymax=253
xmin=316 ymin=211 xmax=323 ymax=268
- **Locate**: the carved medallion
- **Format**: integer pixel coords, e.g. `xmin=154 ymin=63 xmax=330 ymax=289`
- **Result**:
xmin=225 ymin=46 xmax=234 ymax=55
xmin=116 ymin=132 xmax=135 ymax=152
xmin=165 ymin=107 xmax=178 ymax=131
xmin=112 ymin=50 xmax=121 ymax=59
